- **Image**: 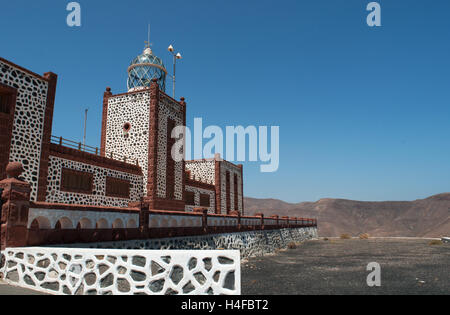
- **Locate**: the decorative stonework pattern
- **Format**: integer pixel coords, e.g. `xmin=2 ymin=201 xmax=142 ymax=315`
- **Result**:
xmin=185 ymin=161 xmax=215 ymax=185
xmin=0 ymin=248 xmax=240 ymax=295
xmin=0 ymin=60 xmax=49 ymax=200
xmin=149 ymin=214 xmax=203 ymax=228
xmin=45 ymin=156 xmax=144 ymax=207
xmin=185 ymin=185 xmax=215 ymax=214
xmin=220 ymin=162 xmax=243 ymax=214
xmin=28 ymin=208 xmax=139 ymax=230
xmin=68 ymin=227 xmax=318 ymax=260
xmin=105 ymin=92 xmax=150 ymax=195
xmin=241 ymin=218 xmax=261 ymax=226
xmin=156 ymin=95 xmax=184 ymax=200
xmin=207 ymin=217 xmax=238 ymax=227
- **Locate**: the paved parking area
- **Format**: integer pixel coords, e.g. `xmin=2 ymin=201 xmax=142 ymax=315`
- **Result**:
xmin=0 ymin=280 xmax=47 ymax=295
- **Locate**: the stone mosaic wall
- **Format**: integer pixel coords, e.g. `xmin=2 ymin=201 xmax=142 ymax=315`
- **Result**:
xmin=0 ymin=248 xmax=240 ymax=295
xmin=0 ymin=59 xmax=49 ymax=201
xmin=185 ymin=160 xmax=216 ymax=184
xmin=67 ymin=227 xmax=318 ymax=260
xmin=105 ymin=91 xmax=151 ymax=195
xmin=45 ymin=156 xmax=144 ymax=207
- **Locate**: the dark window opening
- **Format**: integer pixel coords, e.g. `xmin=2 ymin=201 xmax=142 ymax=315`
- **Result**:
xmin=105 ymin=177 xmax=131 ymax=199
xmin=200 ymin=194 xmax=211 ymax=208
xmin=186 ymin=191 xmax=195 ymax=206
xmin=0 ymin=93 xmax=11 ymax=114
xmin=61 ymin=168 xmax=93 ymax=194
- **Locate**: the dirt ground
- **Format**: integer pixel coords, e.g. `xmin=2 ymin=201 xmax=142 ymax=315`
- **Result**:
xmin=242 ymin=238 xmax=450 ymax=295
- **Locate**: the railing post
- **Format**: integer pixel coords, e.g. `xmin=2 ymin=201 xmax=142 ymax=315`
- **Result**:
xmin=237 ymin=212 xmax=241 ymax=231
xmin=282 ymin=216 xmax=289 ymax=228
xmin=230 ymin=211 xmax=240 ymax=232
xmin=138 ymin=198 xmax=149 ymax=239
xmin=194 ymin=208 xmax=208 ymax=234
xmin=59 ymin=137 xmax=63 ymax=146
xmin=0 ymin=163 xmax=30 ymax=250
xmin=255 ymin=213 xmax=264 ymax=230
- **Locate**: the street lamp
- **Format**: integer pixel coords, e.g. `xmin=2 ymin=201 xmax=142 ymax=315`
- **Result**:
xmin=168 ymin=45 xmax=182 ymax=99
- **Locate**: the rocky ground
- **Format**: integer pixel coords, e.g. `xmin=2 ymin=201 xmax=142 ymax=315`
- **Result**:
xmin=242 ymin=238 xmax=450 ymax=295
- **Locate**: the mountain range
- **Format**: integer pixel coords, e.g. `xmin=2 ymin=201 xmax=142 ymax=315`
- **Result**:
xmin=244 ymin=193 xmax=450 ymax=237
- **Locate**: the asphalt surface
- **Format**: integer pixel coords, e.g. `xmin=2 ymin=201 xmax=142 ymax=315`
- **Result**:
xmin=241 ymin=238 xmax=450 ymax=295
xmin=0 ymin=281 xmax=47 ymax=295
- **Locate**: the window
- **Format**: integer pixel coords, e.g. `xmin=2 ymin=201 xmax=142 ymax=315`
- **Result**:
xmin=105 ymin=177 xmax=131 ymax=199
xmin=186 ymin=191 xmax=195 ymax=206
xmin=200 ymin=194 xmax=211 ymax=208
xmin=0 ymin=93 xmax=10 ymax=114
xmin=61 ymin=168 xmax=93 ymax=194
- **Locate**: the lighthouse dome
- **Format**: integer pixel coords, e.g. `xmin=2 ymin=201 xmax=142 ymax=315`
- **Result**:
xmin=127 ymin=47 xmax=167 ymax=92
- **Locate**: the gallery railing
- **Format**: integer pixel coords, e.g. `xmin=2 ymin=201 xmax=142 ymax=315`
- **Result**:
xmin=51 ymin=135 xmax=139 ymax=166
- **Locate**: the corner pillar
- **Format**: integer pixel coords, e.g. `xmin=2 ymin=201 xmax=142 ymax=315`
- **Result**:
xmin=0 ymin=163 xmax=30 ymax=250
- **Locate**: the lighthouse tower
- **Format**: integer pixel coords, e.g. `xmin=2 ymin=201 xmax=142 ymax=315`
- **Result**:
xmin=100 ymin=43 xmax=186 ymax=211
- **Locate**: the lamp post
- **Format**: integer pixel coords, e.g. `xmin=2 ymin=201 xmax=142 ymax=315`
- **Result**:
xmin=83 ymin=108 xmax=88 ymax=151
xmin=168 ymin=45 xmax=182 ymax=99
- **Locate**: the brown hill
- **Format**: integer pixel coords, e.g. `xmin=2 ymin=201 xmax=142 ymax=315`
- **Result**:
xmin=245 ymin=193 xmax=450 ymax=238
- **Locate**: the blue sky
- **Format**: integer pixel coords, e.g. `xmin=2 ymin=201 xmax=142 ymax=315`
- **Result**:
xmin=1 ymin=0 xmax=450 ymax=203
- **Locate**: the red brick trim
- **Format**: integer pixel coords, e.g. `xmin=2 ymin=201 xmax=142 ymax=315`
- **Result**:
xmin=100 ymin=87 xmax=112 ymax=156
xmin=37 ymin=72 xmax=57 ymax=202
xmin=166 ymin=118 xmax=176 ymax=199
xmin=226 ymin=170 xmax=231 ymax=214
xmin=146 ymin=80 xmax=159 ymax=202
xmin=0 ymin=84 xmax=17 ymax=181
xmin=185 ymin=178 xmax=216 ymax=192
xmin=215 ymin=158 xmax=221 ymax=214
xmin=239 ymin=164 xmax=245 ymax=215
xmin=49 ymin=143 xmax=143 ymax=175
xmin=180 ymin=97 xmax=187 ymax=214
xmin=234 ymin=173 xmax=238 ymax=212
xmin=145 ymin=198 xmax=186 ymax=212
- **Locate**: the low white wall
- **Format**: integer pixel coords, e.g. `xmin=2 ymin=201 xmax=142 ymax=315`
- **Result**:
xmin=28 ymin=208 xmax=139 ymax=230
xmin=0 ymin=248 xmax=240 ymax=295
xmin=208 ymin=217 xmax=239 ymax=227
xmin=241 ymin=218 xmax=261 ymax=226
xmin=149 ymin=214 xmax=203 ymax=228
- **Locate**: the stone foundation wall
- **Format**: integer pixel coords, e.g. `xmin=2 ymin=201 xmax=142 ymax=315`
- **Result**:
xmin=63 ymin=227 xmax=319 ymax=259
